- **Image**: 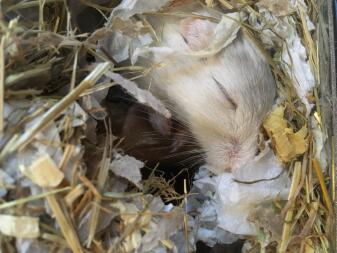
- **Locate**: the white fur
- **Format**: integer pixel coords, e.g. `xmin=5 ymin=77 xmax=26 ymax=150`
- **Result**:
xmin=138 ymin=10 xmax=276 ymax=174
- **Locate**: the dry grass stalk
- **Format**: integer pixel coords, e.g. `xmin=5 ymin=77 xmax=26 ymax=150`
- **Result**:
xmin=218 ymin=0 xmax=234 ymax=9
xmin=65 ymin=184 xmax=85 ymax=207
xmin=5 ymin=60 xmax=56 ymax=87
xmin=58 ymin=144 xmax=76 ymax=172
xmin=79 ymin=175 xmax=102 ymax=199
xmin=279 ymin=161 xmax=302 ymax=253
xmin=103 ymin=192 xmax=143 ymax=199
xmin=0 ymin=187 xmax=71 ymax=210
xmin=206 ymin=0 xmax=214 ymax=7
xmin=331 ymin=136 xmax=335 ymax=202
xmin=183 ymin=179 xmax=189 ymax=253
xmin=6 ymin=0 xmax=63 ymax=12
xmin=41 ymin=232 xmax=68 ymax=247
xmin=86 ymin=130 xmax=111 ymax=247
xmin=312 ymin=159 xmax=333 ymax=214
xmin=70 ymin=48 xmax=79 ymax=91
xmin=299 ymin=202 xmax=319 ymax=237
xmin=73 ymin=191 xmax=93 ymax=218
xmin=38 ymin=0 xmax=46 ymax=31
xmin=46 ymin=194 xmax=84 ymax=253
xmin=0 ymin=37 xmax=4 ymax=133
xmin=298 ymin=7 xmax=318 ymax=75
xmin=0 ymin=62 xmax=110 ymax=161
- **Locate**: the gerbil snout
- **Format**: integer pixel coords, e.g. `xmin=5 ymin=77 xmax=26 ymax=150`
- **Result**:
xmin=204 ymin=135 xmax=257 ymax=174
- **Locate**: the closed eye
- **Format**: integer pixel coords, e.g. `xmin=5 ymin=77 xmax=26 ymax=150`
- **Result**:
xmin=212 ymin=76 xmax=237 ymax=111
xmin=181 ymin=33 xmax=188 ymax=44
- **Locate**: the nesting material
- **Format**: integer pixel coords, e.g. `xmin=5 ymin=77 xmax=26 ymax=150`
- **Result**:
xmin=110 ymin=153 xmax=144 ymax=188
xmin=19 ymin=153 xmax=64 ymax=187
xmin=0 ymin=170 xmax=14 ymax=197
xmin=0 ymin=0 xmax=333 ymax=253
xmin=111 ymin=0 xmax=172 ymax=20
xmin=188 ymin=150 xmax=290 ymax=241
xmin=0 ymin=215 xmax=39 ymax=238
xmin=105 ymin=71 xmax=171 ymax=118
xmin=263 ymin=106 xmax=309 ymax=163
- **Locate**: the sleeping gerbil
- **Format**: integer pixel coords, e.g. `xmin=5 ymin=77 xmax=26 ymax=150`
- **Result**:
xmin=137 ymin=4 xmax=276 ymax=174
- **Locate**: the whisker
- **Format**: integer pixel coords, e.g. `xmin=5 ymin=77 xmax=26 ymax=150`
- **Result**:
xmin=163 ymin=149 xmax=204 ymax=158
xmin=140 ymin=128 xmax=196 ymax=139
xmin=189 ymin=158 xmax=206 ymax=169
xmin=140 ymin=132 xmax=200 ymax=145
xmin=173 ymin=153 xmax=205 ymax=164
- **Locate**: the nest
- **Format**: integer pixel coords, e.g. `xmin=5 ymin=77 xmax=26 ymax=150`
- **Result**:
xmin=0 ymin=0 xmax=334 ymax=253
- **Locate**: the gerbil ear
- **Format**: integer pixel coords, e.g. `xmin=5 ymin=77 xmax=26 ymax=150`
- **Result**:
xmin=180 ymin=18 xmax=216 ymax=51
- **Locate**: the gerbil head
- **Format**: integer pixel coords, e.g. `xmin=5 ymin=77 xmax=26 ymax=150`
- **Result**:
xmin=147 ymin=16 xmax=276 ymax=174
xmin=183 ymin=18 xmax=275 ymax=174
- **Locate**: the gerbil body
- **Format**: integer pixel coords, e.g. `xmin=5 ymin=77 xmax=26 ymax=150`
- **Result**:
xmin=138 ymin=5 xmax=276 ymax=174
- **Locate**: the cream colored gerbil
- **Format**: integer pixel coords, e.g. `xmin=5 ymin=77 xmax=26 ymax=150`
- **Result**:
xmin=138 ymin=7 xmax=276 ymax=174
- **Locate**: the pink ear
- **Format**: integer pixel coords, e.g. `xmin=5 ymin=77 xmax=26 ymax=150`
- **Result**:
xmin=180 ymin=18 xmax=216 ymax=51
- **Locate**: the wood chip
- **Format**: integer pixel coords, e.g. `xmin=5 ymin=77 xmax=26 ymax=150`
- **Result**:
xmin=0 ymin=215 xmax=39 ymax=238
xmin=20 ymin=153 xmax=64 ymax=187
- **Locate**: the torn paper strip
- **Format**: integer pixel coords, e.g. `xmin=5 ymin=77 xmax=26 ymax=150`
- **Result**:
xmin=110 ymin=153 xmax=144 ymax=188
xmin=247 ymin=4 xmax=315 ymax=112
xmin=188 ymin=150 xmax=290 ymax=241
xmin=111 ymin=0 xmax=172 ymax=21
xmin=281 ymin=35 xmax=315 ymax=112
xmin=105 ymin=71 xmax=171 ymax=118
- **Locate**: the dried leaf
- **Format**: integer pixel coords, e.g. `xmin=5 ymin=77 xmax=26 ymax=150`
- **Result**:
xmin=289 ymin=126 xmax=308 ymax=154
xmin=0 ymin=215 xmax=39 ymax=238
xmin=263 ymin=106 xmax=309 ymax=162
